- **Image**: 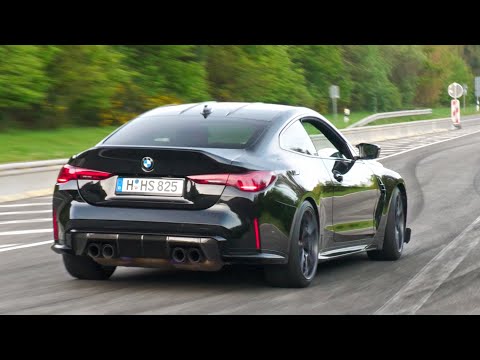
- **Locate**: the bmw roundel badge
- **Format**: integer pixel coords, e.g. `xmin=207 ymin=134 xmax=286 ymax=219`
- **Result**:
xmin=141 ymin=157 xmax=154 ymax=172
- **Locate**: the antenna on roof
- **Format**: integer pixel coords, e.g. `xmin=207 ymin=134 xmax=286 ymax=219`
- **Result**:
xmin=201 ymin=104 xmax=213 ymax=119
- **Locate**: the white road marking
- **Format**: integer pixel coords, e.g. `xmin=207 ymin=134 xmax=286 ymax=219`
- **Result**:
xmin=0 ymin=229 xmax=52 ymax=236
xmin=375 ymin=214 xmax=480 ymax=315
xmin=379 ymin=128 xmax=480 ymax=160
xmin=0 ymin=210 xmax=51 ymax=216
xmin=0 ymin=218 xmax=51 ymax=226
xmin=0 ymin=240 xmax=52 ymax=253
xmin=0 ymin=244 xmax=18 ymax=248
xmin=0 ymin=203 xmax=50 ymax=208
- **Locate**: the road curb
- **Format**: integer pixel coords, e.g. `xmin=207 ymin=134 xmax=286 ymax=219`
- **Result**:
xmin=0 ymin=188 xmax=52 ymax=204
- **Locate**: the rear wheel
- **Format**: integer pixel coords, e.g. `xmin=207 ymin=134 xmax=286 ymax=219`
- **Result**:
xmin=265 ymin=202 xmax=319 ymax=288
xmin=368 ymin=187 xmax=405 ymax=261
xmin=62 ymin=254 xmax=116 ymax=280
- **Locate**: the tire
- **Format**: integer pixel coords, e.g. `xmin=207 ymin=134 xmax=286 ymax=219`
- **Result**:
xmin=367 ymin=187 xmax=405 ymax=261
xmin=265 ymin=201 xmax=319 ymax=288
xmin=62 ymin=254 xmax=116 ymax=280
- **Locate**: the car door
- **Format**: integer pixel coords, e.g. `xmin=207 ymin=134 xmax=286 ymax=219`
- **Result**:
xmin=279 ymin=120 xmax=335 ymax=248
xmin=302 ymin=118 xmax=380 ymax=244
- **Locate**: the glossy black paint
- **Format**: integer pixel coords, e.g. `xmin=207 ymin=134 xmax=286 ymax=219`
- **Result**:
xmin=73 ymin=147 xmax=247 ymax=210
xmin=52 ymin=102 xmax=408 ymax=270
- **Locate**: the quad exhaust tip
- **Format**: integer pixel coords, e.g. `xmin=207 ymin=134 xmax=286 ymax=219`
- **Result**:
xmin=172 ymin=247 xmax=187 ymax=263
xmin=87 ymin=243 xmax=116 ymax=259
xmin=102 ymin=244 xmax=115 ymax=259
xmin=187 ymin=248 xmax=202 ymax=263
xmin=89 ymin=244 xmax=203 ymax=263
xmin=87 ymin=243 xmax=101 ymax=258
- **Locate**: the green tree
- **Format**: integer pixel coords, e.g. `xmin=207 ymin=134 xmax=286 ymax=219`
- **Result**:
xmin=2 ymin=45 xmax=480 ymax=131
xmin=343 ymin=45 xmax=401 ymax=112
xmin=46 ymin=45 xmax=131 ymax=125
xmin=116 ymin=45 xmax=209 ymax=102
xmin=463 ymin=45 xmax=480 ymax=76
xmin=0 ymin=46 xmax=56 ymax=110
xmin=289 ymin=45 xmax=352 ymax=113
xmin=416 ymin=46 xmax=473 ymax=107
xmin=207 ymin=45 xmax=313 ymax=106
xmin=380 ymin=45 xmax=426 ymax=107
xmin=444 ymin=51 xmax=473 ymax=104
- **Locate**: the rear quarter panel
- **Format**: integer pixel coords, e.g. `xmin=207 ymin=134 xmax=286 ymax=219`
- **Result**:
xmin=364 ymin=159 xmax=407 ymax=248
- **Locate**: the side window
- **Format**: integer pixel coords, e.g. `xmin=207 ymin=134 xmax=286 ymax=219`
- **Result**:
xmin=280 ymin=121 xmax=317 ymax=155
xmin=302 ymin=120 xmax=351 ymax=159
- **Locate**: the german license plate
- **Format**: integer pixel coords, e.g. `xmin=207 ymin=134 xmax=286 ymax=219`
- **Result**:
xmin=115 ymin=178 xmax=184 ymax=197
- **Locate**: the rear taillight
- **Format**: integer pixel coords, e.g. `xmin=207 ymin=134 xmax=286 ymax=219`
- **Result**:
xmin=53 ymin=208 xmax=59 ymax=242
xmin=187 ymin=171 xmax=276 ymax=192
xmin=56 ymin=164 xmax=113 ymax=184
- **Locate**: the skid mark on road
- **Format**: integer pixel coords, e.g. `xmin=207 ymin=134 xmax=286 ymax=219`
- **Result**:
xmin=375 ymin=214 xmax=480 ymax=315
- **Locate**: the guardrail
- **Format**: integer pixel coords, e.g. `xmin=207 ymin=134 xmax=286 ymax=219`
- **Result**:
xmin=337 ymin=117 xmax=448 ymax=145
xmin=0 ymin=159 xmax=68 ymax=172
xmin=0 ymin=159 xmax=67 ymax=177
xmin=312 ymin=115 xmax=479 ymax=147
xmin=348 ymin=109 xmax=433 ymax=128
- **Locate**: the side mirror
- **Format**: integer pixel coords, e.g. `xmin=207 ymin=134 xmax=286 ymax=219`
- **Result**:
xmin=356 ymin=143 xmax=381 ymax=160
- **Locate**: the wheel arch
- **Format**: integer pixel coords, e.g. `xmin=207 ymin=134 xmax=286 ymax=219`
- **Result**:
xmin=304 ymin=196 xmax=320 ymax=233
xmin=373 ymin=177 xmax=407 ymax=250
xmin=396 ymin=182 xmax=407 ymax=222
xmin=292 ymin=195 xmax=323 ymax=250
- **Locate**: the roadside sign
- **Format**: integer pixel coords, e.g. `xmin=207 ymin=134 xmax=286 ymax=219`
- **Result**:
xmin=475 ymin=77 xmax=480 ymax=97
xmin=329 ymin=85 xmax=340 ymax=99
xmin=448 ymin=83 xmax=464 ymax=99
xmin=451 ymin=99 xmax=461 ymax=127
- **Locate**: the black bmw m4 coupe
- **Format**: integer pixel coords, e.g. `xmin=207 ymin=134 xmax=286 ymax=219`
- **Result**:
xmin=52 ymin=102 xmax=411 ymax=287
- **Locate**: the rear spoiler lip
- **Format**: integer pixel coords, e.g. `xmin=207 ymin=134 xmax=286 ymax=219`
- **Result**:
xmin=94 ymin=145 xmax=241 ymax=165
xmin=70 ymin=145 xmax=257 ymax=173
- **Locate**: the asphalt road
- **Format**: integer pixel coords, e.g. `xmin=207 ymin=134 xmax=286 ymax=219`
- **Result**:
xmin=2 ymin=126 xmax=480 ymax=314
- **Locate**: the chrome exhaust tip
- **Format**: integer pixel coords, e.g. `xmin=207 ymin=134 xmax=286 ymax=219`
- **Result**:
xmin=102 ymin=244 xmax=115 ymax=259
xmin=187 ymin=248 xmax=203 ymax=263
xmin=87 ymin=243 xmax=101 ymax=258
xmin=171 ymin=247 xmax=186 ymax=263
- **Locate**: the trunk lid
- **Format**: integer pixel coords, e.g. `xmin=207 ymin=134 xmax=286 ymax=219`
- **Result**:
xmin=70 ymin=146 xmax=247 ymax=210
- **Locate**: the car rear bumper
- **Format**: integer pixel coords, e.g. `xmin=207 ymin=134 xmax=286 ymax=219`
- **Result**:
xmin=53 ymin=197 xmax=292 ymax=268
xmin=52 ymin=230 xmax=287 ymax=271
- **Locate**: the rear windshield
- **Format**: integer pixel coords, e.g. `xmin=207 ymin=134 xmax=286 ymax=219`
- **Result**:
xmin=103 ymin=116 xmax=268 ymax=149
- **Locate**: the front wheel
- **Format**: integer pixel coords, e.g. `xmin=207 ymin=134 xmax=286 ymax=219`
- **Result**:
xmin=63 ymin=254 xmax=116 ymax=280
xmin=265 ymin=202 xmax=319 ymax=288
xmin=368 ymin=187 xmax=405 ymax=261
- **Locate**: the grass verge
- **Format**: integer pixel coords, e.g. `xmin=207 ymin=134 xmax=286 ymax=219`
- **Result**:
xmin=0 ymin=126 xmax=117 ymax=164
